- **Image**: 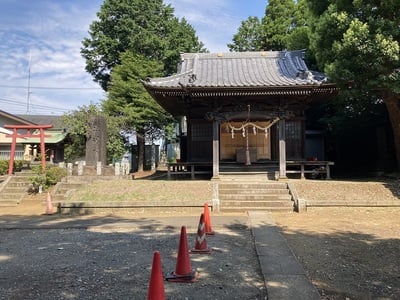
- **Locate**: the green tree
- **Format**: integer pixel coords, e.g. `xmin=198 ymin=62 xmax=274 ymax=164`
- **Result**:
xmin=103 ymin=51 xmax=175 ymax=172
xmin=82 ymin=0 xmax=205 ymax=171
xmin=81 ymin=0 xmax=205 ymax=91
xmin=229 ymin=0 xmax=310 ymax=53
xmin=228 ymin=17 xmax=263 ymax=51
xmin=307 ymin=0 xmax=400 ymax=168
xmin=61 ymin=104 xmax=126 ymax=164
xmin=261 ymin=0 xmax=296 ymax=50
xmin=286 ymin=0 xmax=311 ymax=51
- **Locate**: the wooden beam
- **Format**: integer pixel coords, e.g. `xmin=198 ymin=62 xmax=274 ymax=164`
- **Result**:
xmin=278 ymin=119 xmax=287 ymax=179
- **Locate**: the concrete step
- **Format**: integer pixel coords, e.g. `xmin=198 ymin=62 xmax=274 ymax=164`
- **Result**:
xmin=221 ymin=200 xmax=293 ymax=208
xmin=221 ymin=206 xmax=293 ymax=213
xmin=0 ymin=192 xmax=25 ymax=199
xmin=219 ymin=182 xmax=287 ymax=188
xmin=5 ymin=181 xmax=31 ymax=187
xmin=217 ymin=179 xmax=294 ymax=212
xmin=220 ymin=194 xmax=292 ymax=201
xmin=219 ymin=175 xmax=276 ymax=181
xmin=219 ymin=188 xmax=290 ymax=195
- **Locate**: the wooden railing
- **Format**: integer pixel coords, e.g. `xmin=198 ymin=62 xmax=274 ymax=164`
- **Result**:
xmin=167 ymin=162 xmax=213 ymax=179
xmin=286 ymin=160 xmax=334 ymax=180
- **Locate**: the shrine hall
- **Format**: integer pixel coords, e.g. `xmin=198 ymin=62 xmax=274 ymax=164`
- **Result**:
xmin=143 ymin=50 xmax=338 ymax=180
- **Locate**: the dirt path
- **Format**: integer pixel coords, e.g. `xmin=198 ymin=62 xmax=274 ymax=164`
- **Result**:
xmin=2 ymin=176 xmax=400 ymax=299
xmin=273 ymin=207 xmax=400 ymax=299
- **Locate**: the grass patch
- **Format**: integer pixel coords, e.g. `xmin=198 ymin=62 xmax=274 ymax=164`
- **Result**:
xmin=66 ymin=179 xmax=213 ymax=204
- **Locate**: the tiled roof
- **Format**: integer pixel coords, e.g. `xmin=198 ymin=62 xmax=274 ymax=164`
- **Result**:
xmin=144 ymin=50 xmax=329 ymax=89
xmin=21 ymin=128 xmax=67 ymax=144
xmin=16 ymin=114 xmax=63 ymax=127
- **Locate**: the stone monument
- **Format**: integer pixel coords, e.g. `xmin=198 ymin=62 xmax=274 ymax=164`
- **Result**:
xmin=85 ymin=115 xmax=107 ymax=166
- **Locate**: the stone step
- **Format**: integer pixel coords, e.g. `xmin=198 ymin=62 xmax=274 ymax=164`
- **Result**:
xmin=219 ymin=183 xmax=287 ymax=189
xmin=5 ymin=181 xmax=31 ymax=187
xmin=217 ymin=178 xmax=293 ymax=212
xmin=0 ymin=192 xmax=24 ymax=199
xmin=221 ymin=200 xmax=293 ymax=208
xmin=218 ymin=175 xmax=277 ymax=181
xmin=219 ymin=188 xmax=290 ymax=195
xmin=2 ymin=185 xmax=28 ymax=191
xmin=220 ymin=194 xmax=292 ymax=201
xmin=220 ymin=206 xmax=293 ymax=213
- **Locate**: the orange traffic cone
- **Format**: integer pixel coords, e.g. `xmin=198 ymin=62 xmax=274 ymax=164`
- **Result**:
xmin=203 ymin=203 xmax=215 ymax=235
xmin=45 ymin=192 xmax=54 ymax=215
xmin=190 ymin=213 xmax=211 ymax=254
xmin=147 ymin=251 xmax=166 ymax=300
xmin=165 ymin=226 xmax=198 ymax=282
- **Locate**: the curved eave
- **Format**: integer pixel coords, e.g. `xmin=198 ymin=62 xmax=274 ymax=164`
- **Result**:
xmin=145 ymin=84 xmax=339 ymax=99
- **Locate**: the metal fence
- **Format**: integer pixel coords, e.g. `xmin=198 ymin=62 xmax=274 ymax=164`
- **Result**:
xmin=0 ymin=151 xmax=24 ymax=160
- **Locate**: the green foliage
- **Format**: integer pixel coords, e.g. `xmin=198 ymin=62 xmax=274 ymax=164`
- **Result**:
xmin=0 ymin=160 xmax=8 ymax=175
xmin=62 ymin=104 xmax=127 ymax=164
xmin=81 ymin=0 xmax=205 ymax=171
xmin=261 ymin=0 xmax=296 ymax=50
xmin=307 ymin=0 xmax=400 ymax=88
xmin=104 ymin=51 xmax=175 ymax=143
xmin=306 ymin=0 xmax=400 ymax=116
xmin=29 ymin=165 xmax=67 ymax=191
xmin=229 ymin=0 xmax=310 ymax=53
xmin=46 ymin=167 xmax=68 ymax=186
xmin=0 ymin=160 xmax=26 ymax=175
xmin=228 ymin=17 xmax=263 ymax=51
xmin=305 ymin=0 xmax=400 ymax=168
xmin=13 ymin=160 xmax=24 ymax=172
xmin=81 ymin=0 xmax=205 ymax=90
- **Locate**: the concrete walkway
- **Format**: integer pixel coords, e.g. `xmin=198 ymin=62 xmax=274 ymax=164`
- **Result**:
xmin=248 ymin=211 xmax=320 ymax=300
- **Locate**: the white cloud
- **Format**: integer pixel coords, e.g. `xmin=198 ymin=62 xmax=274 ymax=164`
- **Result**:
xmin=0 ymin=0 xmax=265 ymax=115
xmin=0 ymin=1 xmax=103 ymax=115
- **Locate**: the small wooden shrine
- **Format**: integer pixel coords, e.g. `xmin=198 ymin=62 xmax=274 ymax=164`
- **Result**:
xmin=143 ymin=50 xmax=338 ymax=179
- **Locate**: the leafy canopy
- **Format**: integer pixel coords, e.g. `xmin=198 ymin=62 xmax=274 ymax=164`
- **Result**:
xmin=103 ymin=51 xmax=175 ymax=143
xmin=81 ymin=0 xmax=205 ymax=91
xmin=228 ymin=0 xmax=310 ymax=53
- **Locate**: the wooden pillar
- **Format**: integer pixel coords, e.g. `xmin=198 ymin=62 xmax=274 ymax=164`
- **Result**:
xmin=212 ymin=120 xmax=219 ymax=178
xmin=39 ymin=128 xmax=46 ymax=172
xmin=278 ymin=119 xmax=287 ymax=179
xmin=8 ymin=128 xmax=17 ymax=175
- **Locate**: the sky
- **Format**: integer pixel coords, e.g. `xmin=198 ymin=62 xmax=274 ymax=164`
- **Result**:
xmin=0 ymin=0 xmax=266 ymax=116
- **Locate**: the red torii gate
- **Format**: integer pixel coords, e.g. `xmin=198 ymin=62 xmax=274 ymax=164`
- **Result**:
xmin=5 ymin=124 xmax=53 ymax=175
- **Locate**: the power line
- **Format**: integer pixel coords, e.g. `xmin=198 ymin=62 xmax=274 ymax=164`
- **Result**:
xmin=0 ymin=84 xmax=101 ymax=90
xmin=0 ymin=97 xmax=72 ymax=113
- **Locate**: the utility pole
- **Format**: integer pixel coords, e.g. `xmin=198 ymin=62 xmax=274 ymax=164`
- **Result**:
xmin=26 ymin=49 xmax=32 ymax=114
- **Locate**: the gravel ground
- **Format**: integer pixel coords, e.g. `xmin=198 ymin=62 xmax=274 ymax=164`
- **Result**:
xmin=0 ymin=216 xmax=265 ymax=300
xmin=273 ymin=207 xmax=400 ymax=299
xmin=1 ymin=175 xmax=399 ymax=299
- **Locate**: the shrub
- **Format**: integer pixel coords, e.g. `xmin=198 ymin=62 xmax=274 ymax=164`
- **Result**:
xmin=0 ymin=160 xmax=28 ymax=175
xmin=0 ymin=160 xmax=8 ymax=175
xmin=46 ymin=167 xmax=68 ymax=185
xmin=29 ymin=165 xmax=67 ymax=192
xmin=14 ymin=160 xmax=24 ymax=172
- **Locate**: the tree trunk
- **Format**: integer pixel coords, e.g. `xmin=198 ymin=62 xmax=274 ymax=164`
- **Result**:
xmin=383 ymin=90 xmax=400 ymax=170
xmin=136 ymin=129 xmax=145 ymax=172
